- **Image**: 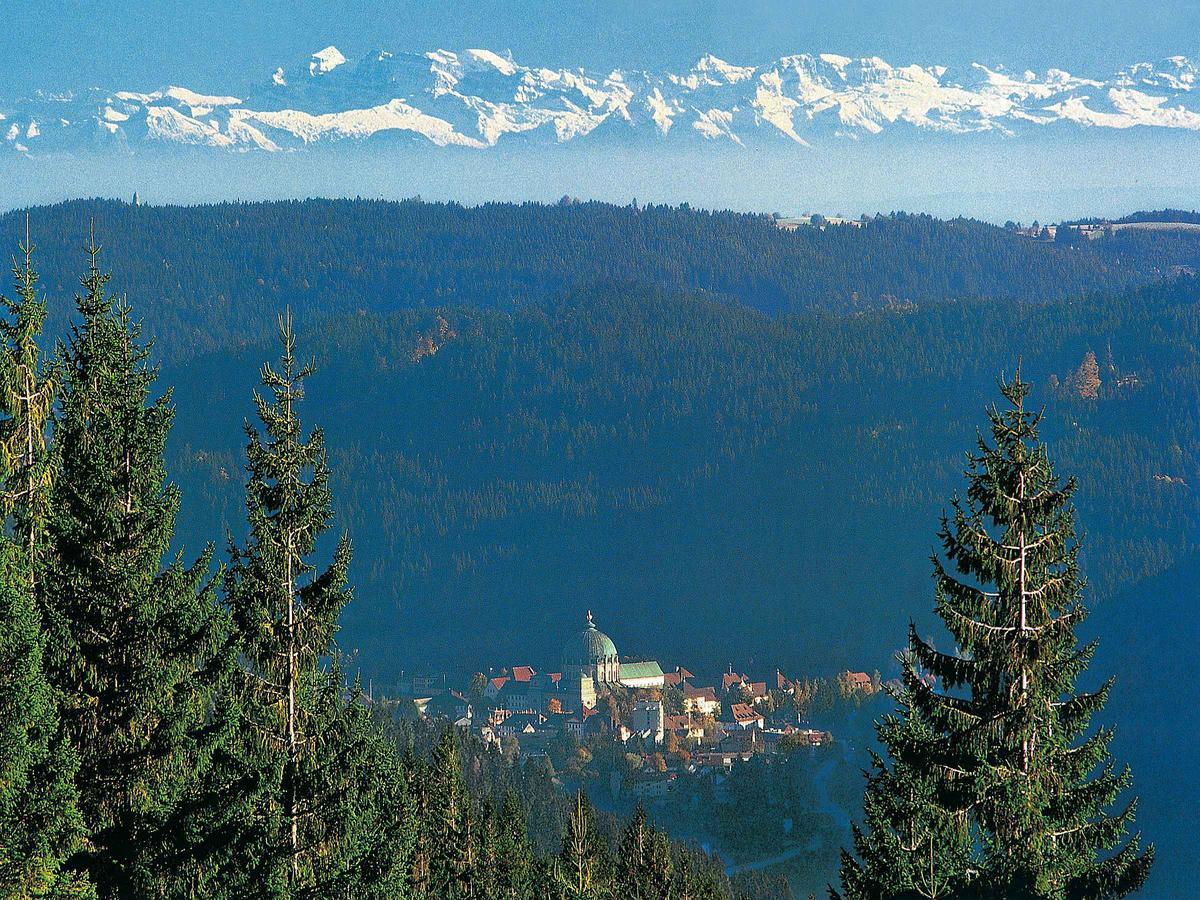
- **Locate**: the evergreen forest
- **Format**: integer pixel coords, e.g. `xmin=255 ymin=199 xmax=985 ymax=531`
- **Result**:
xmin=1 ymin=198 xmax=1194 ymax=897
xmin=0 ymin=230 xmax=760 ymax=899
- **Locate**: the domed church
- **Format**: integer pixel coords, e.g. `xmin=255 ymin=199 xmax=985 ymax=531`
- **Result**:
xmin=563 ymin=610 xmax=621 ymax=686
xmin=561 ymin=611 xmax=665 ymax=710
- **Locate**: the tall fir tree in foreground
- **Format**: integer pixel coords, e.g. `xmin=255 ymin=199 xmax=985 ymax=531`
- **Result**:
xmin=492 ymin=790 xmax=537 ymax=898
xmin=419 ymin=727 xmax=475 ymax=896
xmin=554 ymin=791 xmax=611 ymax=900
xmin=0 ymin=230 xmax=93 ymax=898
xmin=616 ymin=805 xmax=674 ymax=899
xmin=224 ymin=311 xmax=413 ymax=897
xmin=837 ymin=372 xmax=1153 ymax=900
xmin=0 ymin=541 xmax=93 ymax=900
xmin=41 ymin=236 xmax=230 ymax=897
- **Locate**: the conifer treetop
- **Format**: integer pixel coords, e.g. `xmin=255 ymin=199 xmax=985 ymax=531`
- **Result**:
xmin=0 ymin=215 xmax=56 ymax=551
xmin=839 ymin=369 xmax=1153 ymax=900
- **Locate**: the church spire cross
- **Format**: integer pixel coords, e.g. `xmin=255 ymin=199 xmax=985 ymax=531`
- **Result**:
xmin=586 ymin=609 xmax=594 ymax=627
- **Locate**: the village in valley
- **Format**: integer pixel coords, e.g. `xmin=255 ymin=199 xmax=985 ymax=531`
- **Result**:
xmin=393 ymin=611 xmax=884 ymax=811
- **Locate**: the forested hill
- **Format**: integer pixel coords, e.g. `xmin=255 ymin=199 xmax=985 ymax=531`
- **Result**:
xmin=6 ymin=197 xmax=1200 ymax=361
xmin=164 ymin=275 xmax=1200 ymax=682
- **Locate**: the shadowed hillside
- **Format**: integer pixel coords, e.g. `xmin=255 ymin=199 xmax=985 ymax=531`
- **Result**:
xmin=161 ymin=277 xmax=1200 ymax=682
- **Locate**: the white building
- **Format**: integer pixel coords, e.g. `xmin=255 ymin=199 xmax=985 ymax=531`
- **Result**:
xmin=630 ymin=699 xmax=665 ymax=744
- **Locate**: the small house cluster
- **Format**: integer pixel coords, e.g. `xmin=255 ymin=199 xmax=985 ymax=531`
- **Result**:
xmin=407 ymin=612 xmax=875 ymax=802
xmin=774 ymin=213 xmax=865 ymax=231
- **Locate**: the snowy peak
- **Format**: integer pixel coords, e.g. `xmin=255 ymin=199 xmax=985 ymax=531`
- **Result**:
xmin=2 ymin=47 xmax=1199 ymax=156
xmin=464 ymin=48 xmax=518 ymax=77
xmin=309 ymin=46 xmax=346 ymax=77
xmin=669 ymin=55 xmax=757 ymax=89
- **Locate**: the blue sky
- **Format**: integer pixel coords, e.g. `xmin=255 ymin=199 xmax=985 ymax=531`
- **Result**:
xmin=5 ymin=0 xmax=1198 ymax=95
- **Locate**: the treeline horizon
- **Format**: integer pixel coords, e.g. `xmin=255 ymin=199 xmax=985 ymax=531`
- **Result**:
xmin=4 ymin=196 xmax=1200 ymax=363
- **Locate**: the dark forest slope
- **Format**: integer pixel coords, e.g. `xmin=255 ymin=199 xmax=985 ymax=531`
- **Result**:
xmin=6 ymin=198 xmax=1200 ymax=361
xmin=162 ymin=277 xmax=1200 ymax=682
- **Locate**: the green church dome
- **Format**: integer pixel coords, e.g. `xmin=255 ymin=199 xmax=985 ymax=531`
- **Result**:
xmin=563 ymin=611 xmax=618 ymax=668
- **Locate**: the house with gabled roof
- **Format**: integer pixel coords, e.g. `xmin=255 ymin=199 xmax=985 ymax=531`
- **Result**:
xmin=424 ymin=690 xmax=473 ymax=729
xmin=722 ymin=671 xmax=747 ymax=693
xmin=663 ymin=666 xmax=694 ymax=687
xmin=497 ymin=711 xmax=544 ymax=738
xmin=729 ymin=703 xmax=763 ymax=730
xmin=494 ymin=680 xmax=535 ymax=712
xmin=664 ymin=714 xmax=705 ymax=741
xmin=744 ymin=681 xmax=768 ymax=702
xmin=583 ymin=710 xmax=629 ymax=742
xmin=564 ymin=706 xmax=600 ymax=739
xmin=839 ymin=671 xmax=877 ymax=695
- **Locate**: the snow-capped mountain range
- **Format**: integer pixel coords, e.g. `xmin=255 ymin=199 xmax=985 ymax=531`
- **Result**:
xmin=4 ymin=46 xmax=1199 ymax=154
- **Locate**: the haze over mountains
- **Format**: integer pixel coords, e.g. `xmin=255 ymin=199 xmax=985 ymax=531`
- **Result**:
xmin=5 ymin=45 xmax=1200 ymax=154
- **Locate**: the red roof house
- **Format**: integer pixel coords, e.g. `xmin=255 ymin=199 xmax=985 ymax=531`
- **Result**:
xmin=729 ymin=703 xmax=764 ymax=730
xmin=722 ymin=672 xmax=746 ymax=692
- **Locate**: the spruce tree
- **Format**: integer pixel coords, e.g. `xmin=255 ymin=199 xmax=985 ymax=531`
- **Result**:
xmin=405 ymin=750 xmax=434 ymax=894
xmin=41 ymin=235 xmax=230 ymax=897
xmin=553 ymin=791 xmax=611 ymax=900
xmin=0 ymin=228 xmax=93 ymax=899
xmin=673 ymin=848 xmax=728 ymax=900
xmin=299 ymin=670 xmax=416 ymax=898
xmin=423 ymin=727 xmax=474 ymax=897
xmin=835 ymin=696 xmax=973 ymax=899
xmin=838 ymin=372 xmax=1153 ymax=899
xmin=493 ymin=790 xmax=536 ymax=898
xmin=617 ymin=806 xmax=674 ymax=899
xmin=0 ymin=539 xmax=92 ymax=899
xmin=469 ymin=800 xmax=501 ymax=900
xmin=0 ymin=222 xmax=56 ymax=583
xmin=224 ymin=311 xmax=412 ymax=896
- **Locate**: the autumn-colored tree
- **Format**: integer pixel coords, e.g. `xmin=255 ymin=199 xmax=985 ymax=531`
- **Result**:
xmin=469 ymin=672 xmax=487 ymax=698
xmin=1074 ymin=350 xmax=1101 ymax=399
